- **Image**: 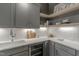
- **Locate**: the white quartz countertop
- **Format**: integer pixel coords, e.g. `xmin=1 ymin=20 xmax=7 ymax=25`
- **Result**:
xmin=0 ymin=37 xmax=79 ymax=51
xmin=0 ymin=37 xmax=48 ymax=51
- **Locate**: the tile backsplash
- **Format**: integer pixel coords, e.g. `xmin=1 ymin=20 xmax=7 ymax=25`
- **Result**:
xmin=2 ymin=26 xmax=79 ymax=42
xmin=0 ymin=28 xmax=11 ymax=42
xmin=12 ymin=28 xmax=48 ymax=41
xmin=48 ymin=26 xmax=79 ymax=41
xmin=0 ymin=28 xmax=48 ymax=42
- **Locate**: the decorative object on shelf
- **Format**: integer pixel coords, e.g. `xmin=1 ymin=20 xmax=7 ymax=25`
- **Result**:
xmin=56 ymin=22 xmax=61 ymax=25
xmin=62 ymin=19 xmax=71 ymax=24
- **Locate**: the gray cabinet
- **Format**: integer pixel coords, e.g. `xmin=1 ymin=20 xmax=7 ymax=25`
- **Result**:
xmin=15 ymin=3 xmax=40 ymax=28
xmin=13 ymin=51 xmax=28 ymax=56
xmin=0 ymin=3 xmax=11 ymax=28
xmin=43 ymin=40 xmax=49 ymax=56
xmin=55 ymin=43 xmax=76 ymax=56
xmin=0 ymin=45 xmax=29 ymax=56
xmin=75 ymin=50 xmax=79 ymax=56
xmin=55 ymin=47 xmax=72 ymax=56
xmin=15 ymin=3 xmax=29 ymax=28
xmin=0 ymin=3 xmax=40 ymax=28
xmin=49 ymin=41 xmax=55 ymax=56
xmin=28 ymin=4 xmax=40 ymax=28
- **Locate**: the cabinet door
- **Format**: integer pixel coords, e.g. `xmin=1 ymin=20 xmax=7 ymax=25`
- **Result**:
xmin=29 ymin=4 xmax=40 ymax=28
xmin=75 ymin=50 xmax=79 ymax=56
xmin=49 ymin=41 xmax=55 ymax=56
xmin=15 ymin=3 xmax=40 ymax=28
xmin=0 ymin=3 xmax=11 ymax=28
xmin=43 ymin=41 xmax=49 ymax=56
xmin=55 ymin=47 xmax=72 ymax=56
xmin=55 ymin=43 xmax=76 ymax=55
xmin=13 ymin=51 xmax=28 ymax=56
xmin=15 ymin=3 xmax=30 ymax=28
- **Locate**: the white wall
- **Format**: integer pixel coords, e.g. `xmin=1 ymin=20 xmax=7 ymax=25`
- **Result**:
xmin=48 ymin=26 xmax=79 ymax=41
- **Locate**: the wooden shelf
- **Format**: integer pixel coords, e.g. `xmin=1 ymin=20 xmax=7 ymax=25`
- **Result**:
xmin=40 ymin=4 xmax=79 ymax=18
xmin=48 ymin=23 xmax=79 ymax=27
xmin=49 ymin=4 xmax=79 ymax=18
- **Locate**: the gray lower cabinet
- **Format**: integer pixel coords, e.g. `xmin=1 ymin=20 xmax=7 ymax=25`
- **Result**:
xmin=43 ymin=40 xmax=49 ymax=56
xmin=0 ymin=3 xmax=11 ymax=28
xmin=55 ymin=43 xmax=76 ymax=56
xmin=75 ymin=50 xmax=79 ymax=56
xmin=55 ymin=47 xmax=72 ymax=56
xmin=49 ymin=41 xmax=55 ymax=56
xmin=15 ymin=3 xmax=40 ymax=28
xmin=0 ymin=42 xmax=45 ymax=56
xmin=13 ymin=51 xmax=28 ymax=56
xmin=49 ymin=41 xmax=76 ymax=56
xmin=0 ymin=45 xmax=29 ymax=56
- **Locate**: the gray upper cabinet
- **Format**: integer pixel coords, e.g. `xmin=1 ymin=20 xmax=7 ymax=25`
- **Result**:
xmin=15 ymin=3 xmax=40 ymax=28
xmin=15 ymin=3 xmax=29 ymax=28
xmin=28 ymin=4 xmax=40 ymax=28
xmin=0 ymin=3 xmax=40 ymax=28
xmin=0 ymin=3 xmax=11 ymax=28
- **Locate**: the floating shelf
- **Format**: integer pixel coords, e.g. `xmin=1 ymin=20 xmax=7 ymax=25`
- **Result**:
xmin=48 ymin=23 xmax=79 ymax=27
xmin=40 ymin=4 xmax=79 ymax=18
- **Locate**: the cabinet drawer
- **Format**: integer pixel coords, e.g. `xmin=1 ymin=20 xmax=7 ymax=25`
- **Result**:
xmin=55 ymin=47 xmax=72 ymax=56
xmin=13 ymin=51 xmax=28 ymax=56
xmin=55 ymin=43 xmax=75 ymax=55
xmin=0 ymin=45 xmax=28 ymax=56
